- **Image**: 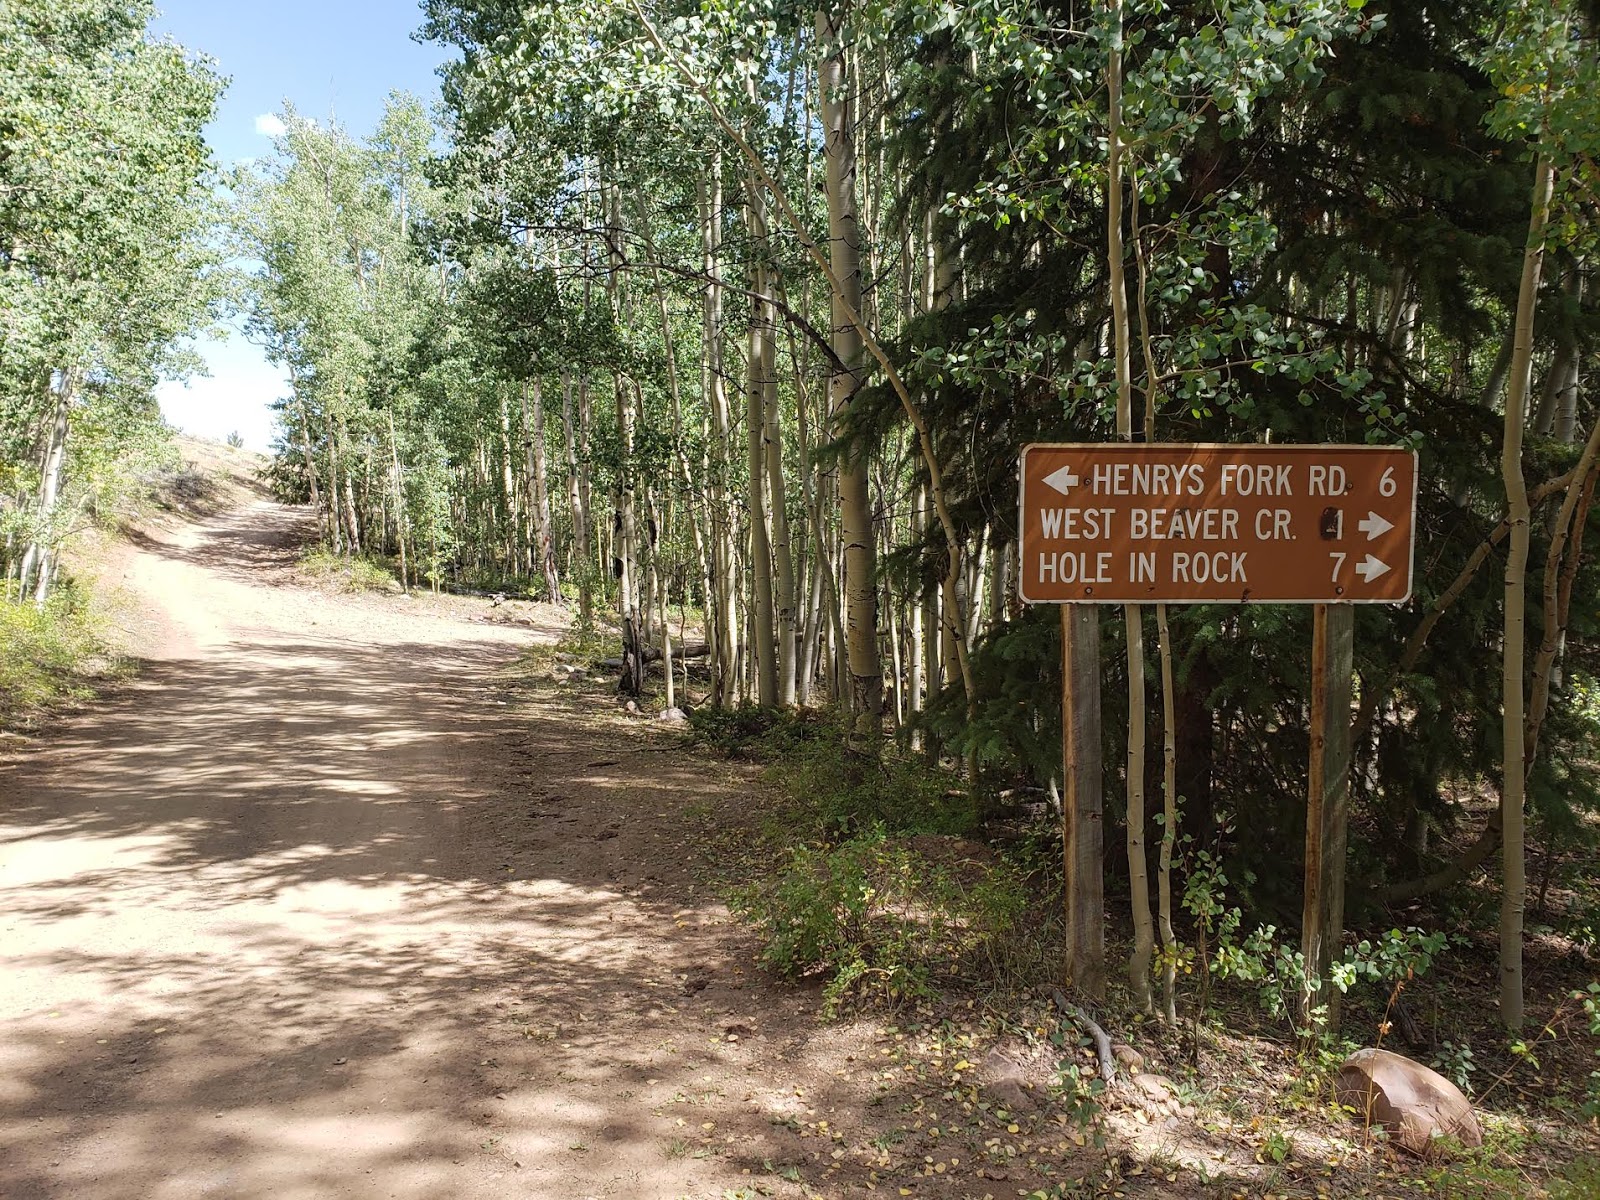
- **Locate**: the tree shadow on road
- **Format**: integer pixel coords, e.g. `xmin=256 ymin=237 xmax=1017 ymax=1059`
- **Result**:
xmin=0 ymin=627 xmax=824 ymax=1199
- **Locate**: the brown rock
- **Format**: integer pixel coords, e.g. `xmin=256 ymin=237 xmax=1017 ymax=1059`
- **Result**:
xmin=1335 ymin=1048 xmax=1482 ymax=1157
xmin=1112 ymin=1043 xmax=1146 ymax=1073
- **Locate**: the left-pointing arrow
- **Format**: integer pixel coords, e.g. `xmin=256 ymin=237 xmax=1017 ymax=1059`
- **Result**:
xmin=1043 ymin=465 xmax=1080 ymax=495
xmin=1355 ymin=554 xmax=1392 ymax=583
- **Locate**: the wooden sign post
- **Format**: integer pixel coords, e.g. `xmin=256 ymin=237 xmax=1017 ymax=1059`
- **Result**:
xmin=1061 ymin=604 xmax=1105 ymax=998
xmin=1020 ymin=444 xmax=1415 ymax=1017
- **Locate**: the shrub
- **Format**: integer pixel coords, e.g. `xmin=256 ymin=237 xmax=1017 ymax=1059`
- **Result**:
xmin=0 ymin=588 xmax=104 ymax=728
xmin=688 ymin=704 xmax=838 ymax=761
xmin=1578 ymin=982 xmax=1600 ymax=1120
xmin=299 ymin=549 xmax=397 ymax=593
xmin=732 ymin=830 xmax=1029 ymax=1017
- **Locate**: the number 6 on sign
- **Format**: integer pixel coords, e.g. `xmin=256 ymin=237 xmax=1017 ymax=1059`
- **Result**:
xmin=1329 ymin=552 xmax=1346 ymax=582
xmin=1379 ymin=467 xmax=1397 ymax=497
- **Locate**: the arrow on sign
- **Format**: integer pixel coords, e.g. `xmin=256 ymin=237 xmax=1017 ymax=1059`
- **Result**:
xmin=1357 ymin=511 xmax=1394 ymax=541
xmin=1355 ymin=555 xmax=1391 ymax=583
xmin=1042 ymin=465 xmax=1080 ymax=495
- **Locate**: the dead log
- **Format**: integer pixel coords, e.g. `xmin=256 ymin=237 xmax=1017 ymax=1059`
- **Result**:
xmin=601 ymin=642 xmax=711 ymax=669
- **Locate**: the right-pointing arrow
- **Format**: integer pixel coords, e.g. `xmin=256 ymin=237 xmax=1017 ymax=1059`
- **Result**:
xmin=1357 ymin=511 xmax=1395 ymax=540
xmin=1355 ymin=554 xmax=1392 ymax=583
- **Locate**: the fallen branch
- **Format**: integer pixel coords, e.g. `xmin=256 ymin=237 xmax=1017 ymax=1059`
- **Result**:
xmin=1051 ymin=987 xmax=1117 ymax=1085
xmin=1378 ymin=807 xmax=1503 ymax=904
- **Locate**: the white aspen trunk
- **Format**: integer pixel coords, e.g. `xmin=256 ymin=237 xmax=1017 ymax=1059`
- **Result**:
xmin=1107 ymin=1 xmax=1156 ymax=1012
xmin=661 ymin=560 xmax=676 ymax=711
xmin=1132 ymin=155 xmax=1181 ymax=1026
xmin=745 ymin=191 xmax=778 ymax=707
xmin=344 ymin=464 xmax=362 ymax=556
xmin=924 ymin=209 xmax=972 ymax=731
xmin=800 ymin=551 xmax=824 ymax=704
xmin=615 ymin=374 xmax=638 ymax=628
xmin=1553 ymin=267 xmax=1584 ymax=442
xmin=294 ymin=390 xmax=323 ymax=529
xmin=386 ymin=408 xmax=410 ymax=592
xmin=764 ymin=306 xmax=797 ymax=707
xmin=604 ymin=181 xmax=639 ymax=633
xmin=526 ymin=378 xmax=561 ymax=602
xmin=966 ymin=530 xmax=988 ymax=648
xmin=884 ymin=512 xmax=906 ymax=728
xmin=818 ymin=4 xmax=884 ymax=730
xmin=561 ymin=372 xmax=593 ymax=626
xmin=497 ymin=390 xmax=520 ymax=572
xmin=791 ymin=315 xmax=842 ymax=708
xmin=643 ymin=481 xmax=660 ymax=649
xmin=1500 ymin=155 xmax=1556 ymax=1031
xmin=21 ymin=379 xmax=70 ymax=603
xmin=700 ymin=161 xmax=740 ymax=706
xmin=908 ymin=481 xmax=926 ymax=720
xmin=327 ymin=431 xmax=344 ymax=556
xmin=1155 ymin=601 xmax=1179 ymax=1024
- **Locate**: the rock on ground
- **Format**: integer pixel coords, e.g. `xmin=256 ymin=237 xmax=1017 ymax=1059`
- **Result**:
xmin=1335 ymin=1047 xmax=1483 ymax=1156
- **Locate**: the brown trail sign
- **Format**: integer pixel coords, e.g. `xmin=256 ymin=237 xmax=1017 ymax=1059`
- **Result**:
xmin=1019 ymin=444 xmax=1417 ymax=604
xmin=1026 ymin=443 xmax=1417 ymax=1026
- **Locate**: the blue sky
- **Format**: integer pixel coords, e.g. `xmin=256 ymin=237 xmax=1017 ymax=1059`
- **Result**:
xmin=151 ymin=1 xmax=451 ymax=452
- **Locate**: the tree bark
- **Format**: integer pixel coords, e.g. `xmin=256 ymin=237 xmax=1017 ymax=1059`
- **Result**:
xmin=745 ymin=167 xmax=779 ymax=707
xmin=562 ymin=371 xmax=594 ymax=626
xmin=386 ymin=407 xmax=410 ymax=592
xmin=22 ymin=377 xmax=72 ymax=604
xmin=1499 ymin=155 xmax=1555 ymax=1031
xmin=1301 ymin=603 xmax=1355 ymax=1034
xmin=700 ymin=160 xmax=740 ymax=706
xmin=524 ymin=379 xmax=561 ymax=602
xmin=1106 ymin=0 xmax=1154 ymax=1011
xmin=818 ymin=5 xmax=884 ymax=731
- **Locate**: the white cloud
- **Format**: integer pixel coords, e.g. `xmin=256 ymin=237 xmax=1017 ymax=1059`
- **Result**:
xmin=254 ymin=113 xmax=286 ymax=137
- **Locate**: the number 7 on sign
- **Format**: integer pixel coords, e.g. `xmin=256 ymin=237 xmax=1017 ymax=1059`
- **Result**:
xmin=1329 ymin=552 xmax=1346 ymax=582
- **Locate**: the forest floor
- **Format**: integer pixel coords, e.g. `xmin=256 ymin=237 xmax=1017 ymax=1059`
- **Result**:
xmin=1 ymin=447 xmax=1596 ymax=1199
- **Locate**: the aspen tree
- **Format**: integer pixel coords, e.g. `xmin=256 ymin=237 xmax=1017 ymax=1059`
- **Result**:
xmin=1106 ymin=0 xmax=1155 ymax=1011
xmin=1499 ymin=154 xmax=1555 ymax=1029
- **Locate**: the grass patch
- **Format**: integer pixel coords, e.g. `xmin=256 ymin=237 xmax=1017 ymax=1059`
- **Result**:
xmin=299 ymin=549 xmax=399 ymax=593
xmin=0 ymin=585 xmax=112 ymax=731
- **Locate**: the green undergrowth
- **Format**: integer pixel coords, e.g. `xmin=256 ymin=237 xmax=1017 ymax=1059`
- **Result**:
xmin=299 ymin=548 xmax=400 ymax=593
xmin=0 ymin=585 xmax=113 ymax=731
xmin=730 ymin=831 xmax=1034 ymax=1017
xmin=690 ymin=706 xmax=978 ymax=836
xmin=691 ymin=706 xmax=1046 ymax=1016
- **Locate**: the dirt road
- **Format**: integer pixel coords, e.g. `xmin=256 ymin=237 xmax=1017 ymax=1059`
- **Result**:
xmin=0 ymin=499 xmax=833 ymax=1199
